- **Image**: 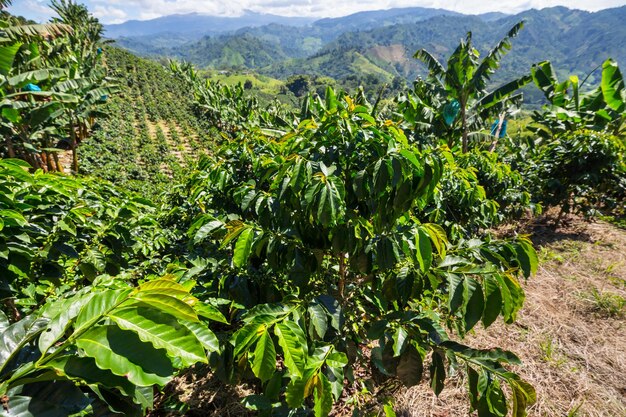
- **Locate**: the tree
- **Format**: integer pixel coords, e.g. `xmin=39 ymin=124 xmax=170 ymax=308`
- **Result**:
xmin=285 ymin=74 xmax=312 ymax=97
xmin=0 ymin=0 xmax=116 ymax=172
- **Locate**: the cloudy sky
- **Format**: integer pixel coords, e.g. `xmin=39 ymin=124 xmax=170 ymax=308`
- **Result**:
xmin=8 ymin=0 xmax=626 ymax=24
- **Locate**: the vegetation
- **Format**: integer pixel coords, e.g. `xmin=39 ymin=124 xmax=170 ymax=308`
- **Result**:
xmin=116 ymin=6 xmax=626 ymax=107
xmin=0 ymin=0 xmax=114 ymax=173
xmin=1 ymin=2 xmax=625 ymax=417
xmin=79 ymin=48 xmax=215 ymax=196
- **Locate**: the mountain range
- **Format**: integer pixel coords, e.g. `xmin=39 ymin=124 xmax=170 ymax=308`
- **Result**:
xmin=108 ymin=6 xmax=626 ymax=103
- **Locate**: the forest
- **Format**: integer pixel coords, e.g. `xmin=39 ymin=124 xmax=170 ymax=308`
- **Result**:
xmin=0 ymin=1 xmax=624 ymax=417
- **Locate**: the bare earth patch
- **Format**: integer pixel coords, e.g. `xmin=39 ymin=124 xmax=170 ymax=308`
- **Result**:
xmin=396 ymin=217 xmax=625 ymax=416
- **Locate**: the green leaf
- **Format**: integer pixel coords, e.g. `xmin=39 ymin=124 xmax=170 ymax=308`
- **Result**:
xmin=429 ymin=350 xmax=446 ymax=396
xmin=325 ymin=86 xmax=338 ymax=112
xmin=601 ymin=58 xmax=625 ymax=112
xmin=308 ymin=302 xmax=328 ymax=340
xmin=0 ymin=210 xmax=28 ymax=227
xmin=396 ymin=344 xmax=423 ymax=387
xmin=464 ymin=277 xmax=485 ymax=332
xmin=2 ymin=381 xmax=90 ymax=417
xmin=0 ymin=316 xmax=48 ymax=374
xmin=0 ymin=43 xmax=22 ymax=76
xmin=447 ymin=273 xmax=464 ymax=314
xmin=108 ymin=306 xmax=207 ymax=367
xmin=251 ymin=329 xmax=276 ymax=382
xmin=74 ymin=289 xmax=131 ymax=332
xmin=275 ymin=321 xmax=306 ymax=379
xmin=422 ymin=223 xmax=447 ymax=258
xmin=416 ymin=228 xmax=433 ymax=273
xmin=510 ymin=378 xmax=536 ymax=417
xmin=285 ymin=368 xmax=315 ymax=408
xmin=313 ymin=373 xmax=333 ymax=417
xmin=440 ymin=341 xmax=521 ymax=364
xmin=482 ymin=276 xmax=502 ymax=327
xmin=242 ymin=394 xmax=273 ymax=411
xmin=46 ymin=355 xmax=151 ymax=408
xmin=39 ymin=293 xmax=93 ymax=355
xmin=232 ymin=318 xmax=266 ymax=358
xmin=392 ymin=326 xmax=408 ymax=357
xmin=76 ymin=325 xmax=174 ymax=387
xmin=131 ymin=293 xmax=198 ymax=323
xmin=233 ymin=227 xmax=254 ymax=268
xmin=181 ymin=320 xmax=220 ymax=352
xmin=515 ymin=240 xmax=537 ymax=278
xmin=193 ymin=219 xmax=222 ymax=244
xmin=194 ymin=302 xmax=229 ymax=324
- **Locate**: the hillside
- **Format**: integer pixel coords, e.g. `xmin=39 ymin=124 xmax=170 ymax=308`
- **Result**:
xmin=80 ymin=48 xmax=216 ymax=195
xmin=113 ymin=6 xmax=626 ymax=105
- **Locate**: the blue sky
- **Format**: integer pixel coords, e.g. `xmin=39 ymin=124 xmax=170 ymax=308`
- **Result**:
xmin=8 ymin=0 xmax=626 ymax=24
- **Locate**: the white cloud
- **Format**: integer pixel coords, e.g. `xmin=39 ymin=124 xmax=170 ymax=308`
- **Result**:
xmin=92 ymin=6 xmax=128 ymax=24
xmin=10 ymin=0 xmax=626 ymax=23
xmin=115 ymin=0 xmax=626 ymax=18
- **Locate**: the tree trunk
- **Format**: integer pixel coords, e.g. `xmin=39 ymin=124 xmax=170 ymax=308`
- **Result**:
xmin=5 ymin=136 xmax=16 ymax=158
xmin=69 ymin=116 xmax=79 ymax=173
xmin=53 ymin=152 xmax=63 ymax=173
xmin=460 ymin=99 xmax=468 ymax=153
xmin=40 ymin=152 xmax=49 ymax=173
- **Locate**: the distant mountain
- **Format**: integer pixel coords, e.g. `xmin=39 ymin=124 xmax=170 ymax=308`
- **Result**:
xmin=310 ymin=7 xmax=463 ymax=38
xmin=111 ymin=5 xmax=626 ymax=104
xmin=104 ymin=11 xmax=315 ymax=38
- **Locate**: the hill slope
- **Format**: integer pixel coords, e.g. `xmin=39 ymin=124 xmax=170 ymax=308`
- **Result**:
xmin=114 ymin=6 xmax=626 ymax=105
xmin=80 ymin=48 xmax=215 ymax=195
xmin=104 ymin=11 xmax=315 ymax=38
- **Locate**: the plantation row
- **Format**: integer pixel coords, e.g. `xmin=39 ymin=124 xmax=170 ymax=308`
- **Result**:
xmin=79 ymin=48 xmax=217 ymax=196
xmin=1 ymin=3 xmax=625 ymax=417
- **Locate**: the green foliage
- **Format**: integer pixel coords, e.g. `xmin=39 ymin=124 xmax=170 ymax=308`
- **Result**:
xmin=169 ymin=87 xmax=537 ymax=416
xmin=426 ymin=149 xmax=538 ymax=238
xmin=518 ymin=130 xmax=625 ymax=218
xmin=505 ymin=59 xmax=626 ymax=220
xmin=0 ymin=0 xmax=115 ymax=173
xmin=401 ymin=22 xmax=531 ymax=153
xmin=0 ymin=159 xmax=171 ymax=312
xmin=79 ymin=47 xmax=215 ymax=196
xmin=0 ymin=277 xmax=216 ymax=416
xmin=170 ymin=59 xmax=292 ymax=136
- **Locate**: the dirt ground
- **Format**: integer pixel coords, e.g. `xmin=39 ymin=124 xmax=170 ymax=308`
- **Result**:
xmin=396 ymin=216 xmax=626 ymax=417
xmin=154 ymin=216 xmax=626 ymax=417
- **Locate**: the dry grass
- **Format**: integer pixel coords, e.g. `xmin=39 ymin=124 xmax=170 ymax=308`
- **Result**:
xmin=150 ymin=365 xmax=255 ymax=417
xmin=396 ymin=216 xmax=626 ymax=417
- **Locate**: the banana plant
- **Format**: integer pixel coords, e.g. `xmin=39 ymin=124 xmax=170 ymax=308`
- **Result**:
xmin=404 ymin=22 xmax=532 ymax=153
xmin=0 ymin=0 xmax=112 ymax=172
xmin=530 ymin=58 xmax=625 ymax=138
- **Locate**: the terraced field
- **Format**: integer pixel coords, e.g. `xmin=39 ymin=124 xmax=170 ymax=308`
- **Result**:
xmin=80 ymin=48 xmax=216 ymax=195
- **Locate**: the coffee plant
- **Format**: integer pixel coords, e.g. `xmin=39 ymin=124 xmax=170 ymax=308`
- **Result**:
xmin=170 ymin=88 xmax=537 ymax=416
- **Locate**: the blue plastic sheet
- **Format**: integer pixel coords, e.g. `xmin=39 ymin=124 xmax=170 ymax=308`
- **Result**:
xmin=490 ymin=119 xmax=508 ymax=138
xmin=443 ymin=99 xmax=460 ymax=126
xmin=23 ymin=83 xmax=42 ymax=92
